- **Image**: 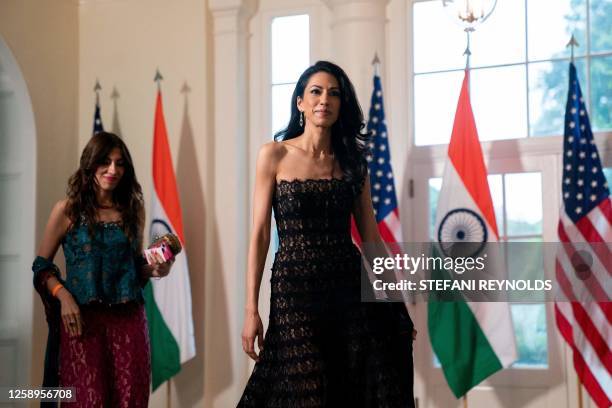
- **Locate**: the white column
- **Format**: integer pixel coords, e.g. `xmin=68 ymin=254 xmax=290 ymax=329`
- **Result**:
xmin=322 ymin=0 xmax=389 ymax=113
xmin=207 ymin=0 xmax=255 ymax=405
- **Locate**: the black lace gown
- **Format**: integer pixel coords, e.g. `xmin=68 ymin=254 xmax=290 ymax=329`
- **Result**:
xmin=238 ymin=176 xmax=415 ymax=408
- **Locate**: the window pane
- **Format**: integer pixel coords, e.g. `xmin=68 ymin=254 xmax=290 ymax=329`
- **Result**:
xmin=504 ymin=173 xmax=543 ymax=236
xmin=591 ymin=55 xmax=612 ymax=132
xmin=487 ymin=174 xmax=504 ymax=236
xmin=271 ymin=15 xmax=310 ymax=84
xmin=471 ymin=65 xmax=528 ymax=141
xmin=272 ymin=84 xmax=295 ymax=136
xmin=511 ymin=304 xmax=548 ymax=368
xmin=413 ymin=1 xmax=465 ymax=73
xmin=590 ymin=0 xmax=612 ymax=54
xmin=529 ymin=58 xmax=587 ymax=137
xmin=604 ymin=168 xmax=612 ymax=186
xmin=527 ymin=0 xmax=586 ymax=61
xmin=411 ymin=0 xmax=608 ymax=145
xmin=507 ymin=238 xmax=544 ymax=286
xmin=470 ymin=0 xmax=525 ymax=67
xmin=414 ymin=70 xmax=464 ymax=145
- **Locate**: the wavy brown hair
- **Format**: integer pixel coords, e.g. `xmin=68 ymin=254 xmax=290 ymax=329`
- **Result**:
xmin=65 ymin=132 xmax=144 ymax=242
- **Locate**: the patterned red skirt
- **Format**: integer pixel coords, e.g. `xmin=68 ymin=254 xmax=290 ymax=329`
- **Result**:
xmin=59 ymin=302 xmax=150 ymax=407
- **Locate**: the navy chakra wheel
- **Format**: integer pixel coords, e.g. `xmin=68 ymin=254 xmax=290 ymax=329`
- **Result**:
xmin=437 ymin=208 xmax=487 ymax=257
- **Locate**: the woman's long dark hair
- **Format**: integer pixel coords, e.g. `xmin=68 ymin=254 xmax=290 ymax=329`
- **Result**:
xmin=274 ymin=60 xmax=371 ymax=184
xmin=66 ymin=132 xmax=144 ymax=242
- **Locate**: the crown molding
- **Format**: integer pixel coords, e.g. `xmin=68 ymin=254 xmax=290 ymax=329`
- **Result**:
xmin=208 ymin=0 xmax=257 ymax=16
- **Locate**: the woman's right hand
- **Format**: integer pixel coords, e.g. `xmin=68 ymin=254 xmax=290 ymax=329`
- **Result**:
xmin=242 ymin=310 xmax=264 ymax=362
xmin=57 ymin=289 xmax=83 ymax=337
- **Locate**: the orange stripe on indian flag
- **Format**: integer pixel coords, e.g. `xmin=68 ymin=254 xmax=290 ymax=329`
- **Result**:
xmin=447 ymin=70 xmax=498 ymax=239
xmin=152 ymin=91 xmax=185 ymax=244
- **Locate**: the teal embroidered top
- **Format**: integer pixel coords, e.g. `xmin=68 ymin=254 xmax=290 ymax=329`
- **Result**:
xmin=62 ymin=221 xmax=144 ymax=305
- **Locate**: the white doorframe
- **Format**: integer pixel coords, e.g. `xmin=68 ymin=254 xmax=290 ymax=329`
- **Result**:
xmin=0 ymin=35 xmax=37 ymax=390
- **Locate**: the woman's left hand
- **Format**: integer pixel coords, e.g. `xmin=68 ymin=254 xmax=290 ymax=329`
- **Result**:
xmin=142 ymin=257 xmax=175 ymax=279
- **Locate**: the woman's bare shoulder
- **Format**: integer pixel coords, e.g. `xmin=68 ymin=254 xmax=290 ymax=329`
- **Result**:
xmin=258 ymin=141 xmax=289 ymax=163
xmin=51 ymin=199 xmax=70 ymax=217
xmin=48 ymin=198 xmax=72 ymax=231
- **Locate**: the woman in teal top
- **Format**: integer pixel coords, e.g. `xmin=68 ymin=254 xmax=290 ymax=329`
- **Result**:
xmin=33 ymin=132 xmax=173 ymax=407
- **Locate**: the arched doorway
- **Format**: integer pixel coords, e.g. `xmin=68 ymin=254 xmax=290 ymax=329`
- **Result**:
xmin=0 ymin=35 xmax=36 ymax=389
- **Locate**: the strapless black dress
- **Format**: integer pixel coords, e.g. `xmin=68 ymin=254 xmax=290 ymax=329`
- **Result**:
xmin=238 ymin=177 xmax=415 ymax=407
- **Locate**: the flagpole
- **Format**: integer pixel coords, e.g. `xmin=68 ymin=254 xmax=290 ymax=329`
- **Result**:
xmin=94 ymin=79 xmax=101 ymax=106
xmin=563 ymin=36 xmax=582 ymax=408
xmin=463 ymin=28 xmax=473 ymax=91
xmin=154 ymin=68 xmax=163 ymax=92
xmin=564 ymin=35 xmax=581 ymax=408
xmin=566 ymin=34 xmax=579 ymax=63
xmin=167 ymin=380 xmax=172 ymax=408
xmin=371 ymin=52 xmax=380 ymax=77
xmin=153 ymin=67 xmax=172 ymax=408
xmin=92 ymin=79 xmax=104 ymax=136
xmin=463 ymin=394 xmax=468 ymax=408
xmin=463 ymin=28 xmax=473 ymax=71
xmin=576 ymin=377 xmax=583 ymax=408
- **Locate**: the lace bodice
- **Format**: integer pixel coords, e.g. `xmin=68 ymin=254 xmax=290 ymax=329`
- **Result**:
xmin=273 ymin=177 xmax=364 ymax=252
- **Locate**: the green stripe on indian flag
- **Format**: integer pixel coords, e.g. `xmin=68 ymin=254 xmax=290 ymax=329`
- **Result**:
xmin=428 ymin=284 xmax=503 ymax=398
xmin=144 ymin=282 xmax=181 ymax=390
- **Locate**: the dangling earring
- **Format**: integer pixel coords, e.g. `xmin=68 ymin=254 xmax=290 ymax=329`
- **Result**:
xmin=299 ymin=111 xmax=304 ymax=127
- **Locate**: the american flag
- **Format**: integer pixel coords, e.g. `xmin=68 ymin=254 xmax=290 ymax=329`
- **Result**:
xmin=555 ymin=62 xmax=612 ymax=408
xmin=363 ymin=73 xmax=402 ymax=244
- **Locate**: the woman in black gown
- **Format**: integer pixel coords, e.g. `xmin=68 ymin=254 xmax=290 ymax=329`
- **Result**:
xmin=239 ymin=61 xmax=415 ymax=407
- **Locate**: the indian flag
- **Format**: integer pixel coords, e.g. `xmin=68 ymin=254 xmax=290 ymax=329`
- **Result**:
xmin=428 ymin=70 xmax=517 ymax=398
xmin=145 ymin=90 xmax=196 ymax=390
